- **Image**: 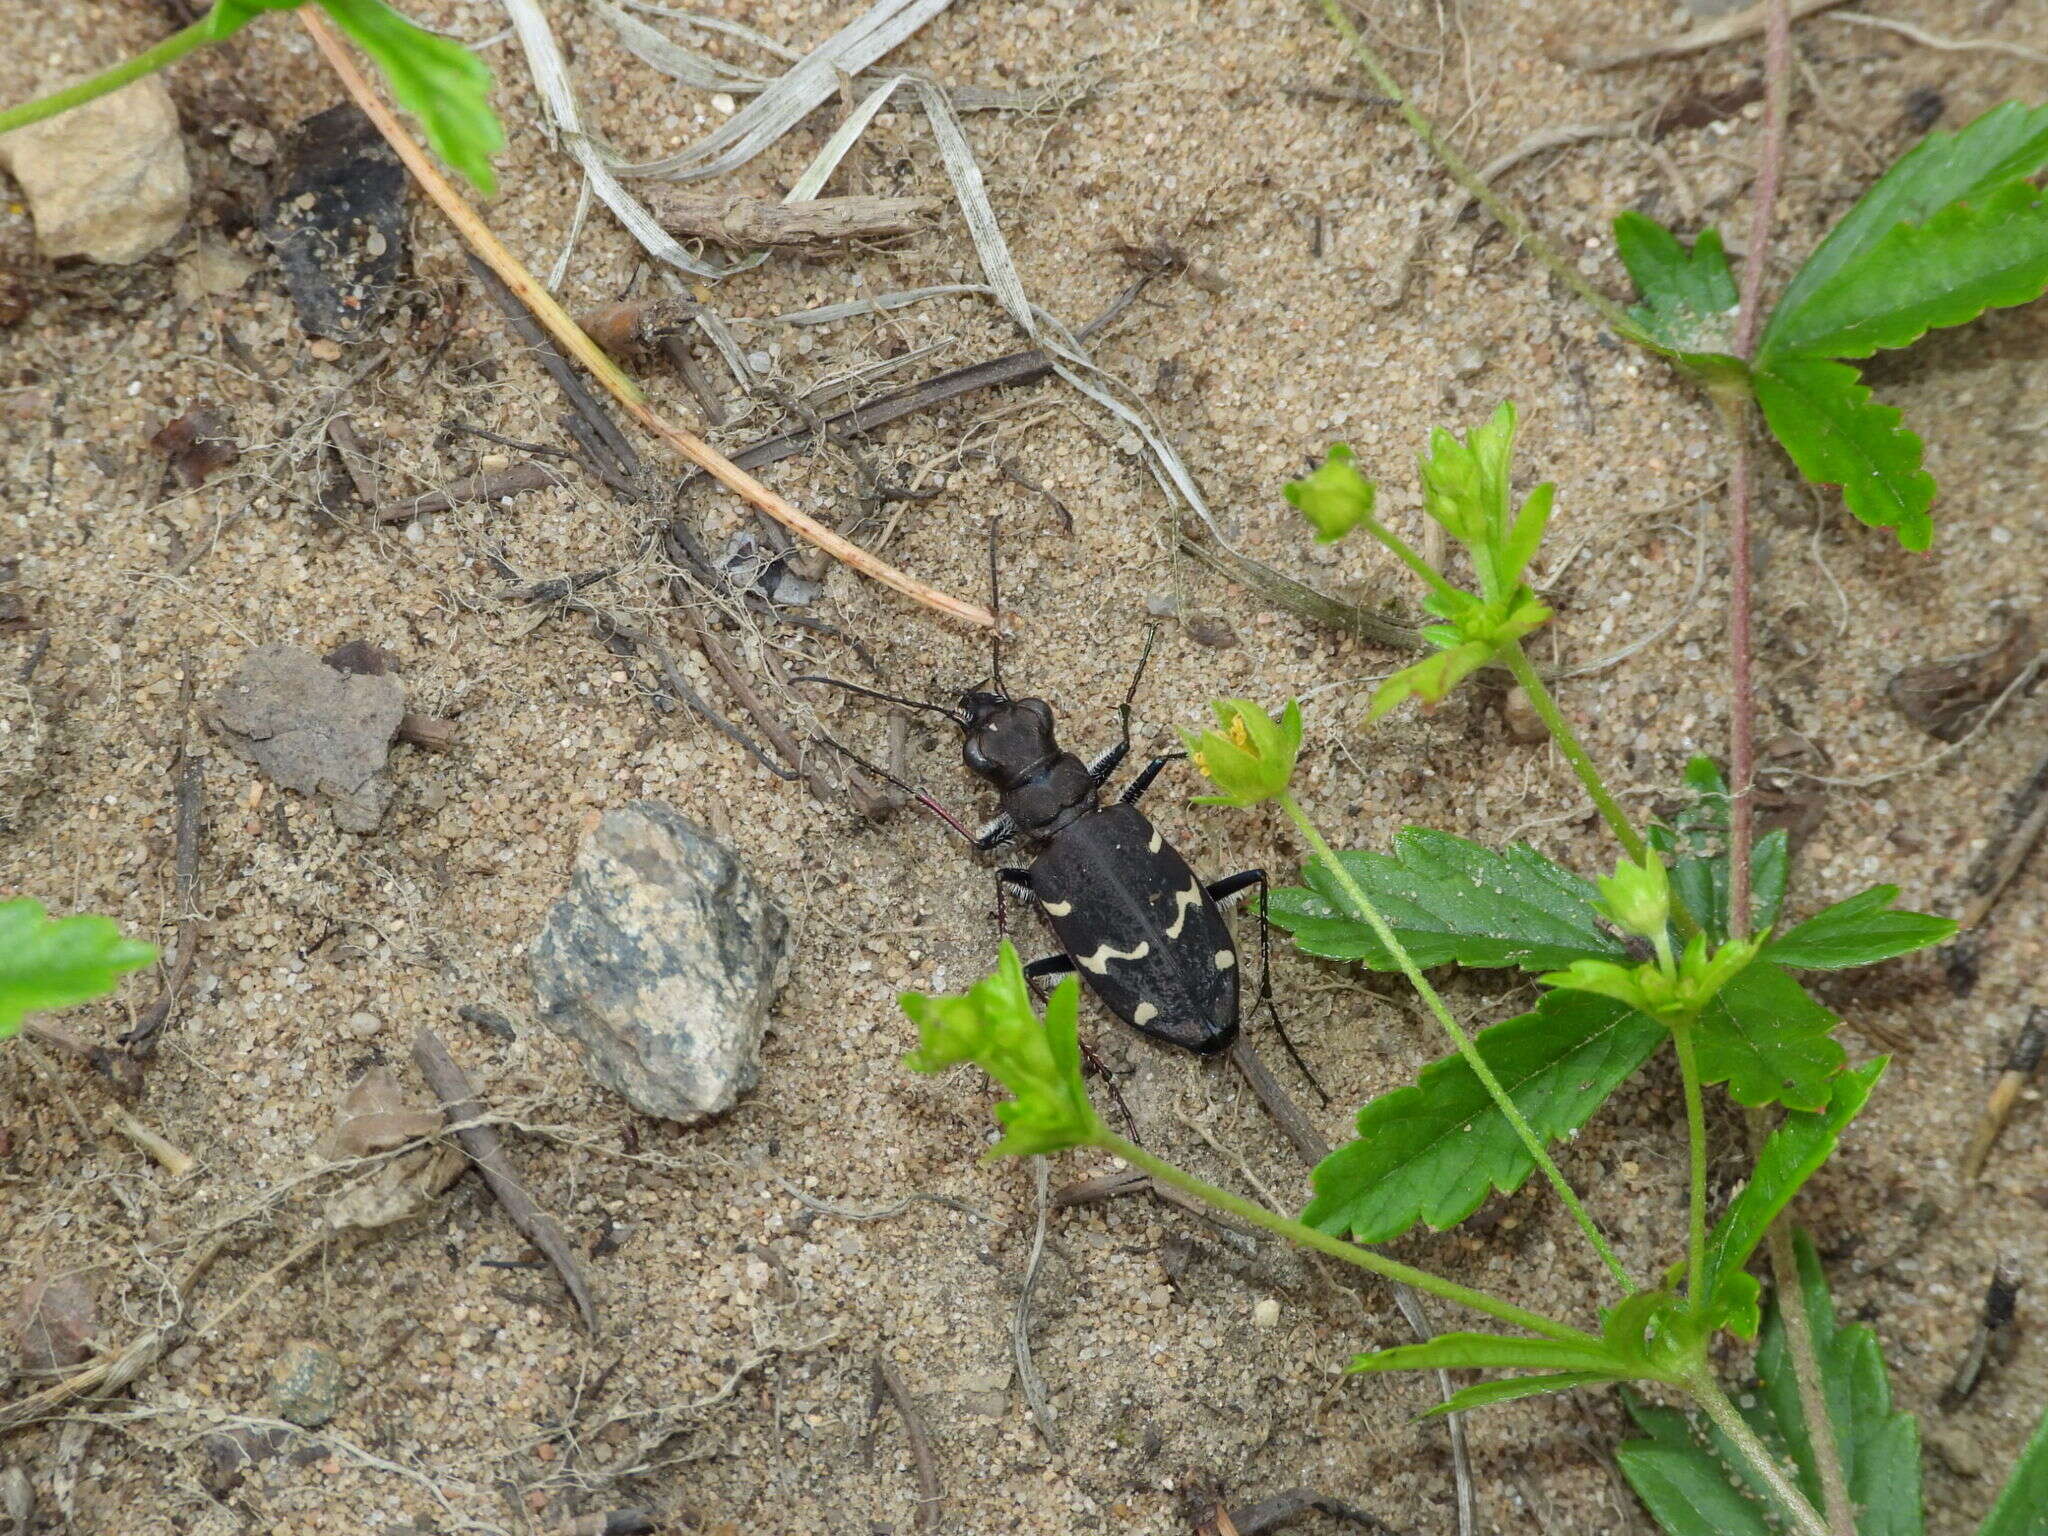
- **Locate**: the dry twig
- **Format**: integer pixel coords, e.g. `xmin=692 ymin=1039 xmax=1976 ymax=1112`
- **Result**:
xmin=870 ymin=1358 xmax=942 ymax=1530
xmin=647 ymin=189 xmax=939 ymax=249
xmin=412 ymin=1029 xmax=599 ymax=1332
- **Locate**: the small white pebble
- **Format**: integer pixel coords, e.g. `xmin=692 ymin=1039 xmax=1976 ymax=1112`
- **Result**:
xmin=345 ymin=1011 xmax=382 ymax=1039
xmin=711 ymin=93 xmax=737 ymax=115
xmin=1252 ymin=1297 xmax=1280 ymax=1331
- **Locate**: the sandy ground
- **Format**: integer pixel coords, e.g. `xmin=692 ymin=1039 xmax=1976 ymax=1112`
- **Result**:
xmin=4 ymin=0 xmax=2048 ymax=1531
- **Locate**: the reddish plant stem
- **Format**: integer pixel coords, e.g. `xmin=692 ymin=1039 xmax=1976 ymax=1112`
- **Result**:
xmin=1724 ymin=0 xmax=1794 ymax=938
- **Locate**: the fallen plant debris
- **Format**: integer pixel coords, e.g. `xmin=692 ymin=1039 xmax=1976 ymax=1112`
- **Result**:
xmin=264 ymin=103 xmax=409 ymax=340
xmin=1961 ymin=1009 xmax=2048 ymax=1182
xmin=149 ymin=407 xmax=240 ymax=488
xmin=412 ymin=1029 xmax=598 ymax=1332
xmin=1942 ymin=1269 xmax=2023 ymax=1410
xmin=1887 ymin=610 xmax=2037 ymax=742
xmin=646 ymin=188 xmax=940 ymax=250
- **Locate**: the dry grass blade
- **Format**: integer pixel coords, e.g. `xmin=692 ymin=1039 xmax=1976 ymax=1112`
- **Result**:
xmin=1567 ymin=0 xmax=1850 ymax=71
xmin=295 ymin=8 xmax=992 ymax=631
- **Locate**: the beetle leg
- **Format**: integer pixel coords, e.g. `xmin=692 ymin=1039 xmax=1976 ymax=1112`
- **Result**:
xmin=1116 ymin=752 xmax=1187 ymax=806
xmin=1207 ymin=869 xmax=1328 ymax=1105
xmin=973 ymin=812 xmax=1020 ymax=852
xmin=1085 ymin=738 xmax=1130 ymax=789
xmin=1023 ymin=953 xmax=1076 ymax=980
xmin=993 ymin=866 xmax=1035 ymax=942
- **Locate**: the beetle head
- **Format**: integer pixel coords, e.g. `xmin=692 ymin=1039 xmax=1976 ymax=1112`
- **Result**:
xmin=959 ymin=692 xmax=1059 ymax=788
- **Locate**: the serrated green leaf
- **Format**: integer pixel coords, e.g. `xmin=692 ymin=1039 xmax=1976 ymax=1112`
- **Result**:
xmin=0 ymin=898 xmax=157 ymax=1037
xmin=1980 ymin=1397 xmax=2048 ymax=1536
xmin=1761 ymin=886 xmax=1957 ymax=969
xmin=1695 ymin=960 xmax=1844 ymax=1111
xmin=1303 ymin=990 xmax=1665 ymax=1243
xmin=319 ymin=0 xmax=503 ymax=196
xmin=1268 ymin=830 xmax=1627 ymax=972
xmin=1427 ymin=1371 xmax=1623 ymax=1415
xmin=1760 ymin=181 xmax=2048 ymax=362
xmin=1767 ymin=100 xmax=2048 ymax=351
xmin=1755 ymin=1232 xmax=1922 ymax=1536
xmin=1753 ymin=356 xmax=1934 ymax=551
xmin=1699 ymin=1059 xmax=1886 ymax=1328
xmin=1615 ymin=212 xmax=1740 ymax=356
xmin=1349 ymin=1331 xmax=1632 ymax=1378
xmin=1616 ymin=1443 xmax=1776 ymax=1536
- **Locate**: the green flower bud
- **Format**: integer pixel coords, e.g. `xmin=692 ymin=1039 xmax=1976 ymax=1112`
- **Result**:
xmin=902 ymin=944 xmax=1100 ymax=1159
xmin=1284 ymin=445 xmax=1376 ymax=543
xmin=1180 ymin=699 xmax=1303 ymax=807
xmin=1595 ymin=850 xmax=1672 ymax=946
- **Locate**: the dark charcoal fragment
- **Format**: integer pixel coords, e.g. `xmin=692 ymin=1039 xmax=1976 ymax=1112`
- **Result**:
xmin=264 ymin=104 xmax=407 ymax=340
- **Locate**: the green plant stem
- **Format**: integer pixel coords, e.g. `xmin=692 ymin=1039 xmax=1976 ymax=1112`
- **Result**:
xmin=1100 ymin=1130 xmax=1597 ymax=1346
xmin=1278 ymin=791 xmax=1635 ymax=1293
xmin=0 ymin=20 xmax=217 ymax=137
xmin=1499 ymin=641 xmax=1646 ymax=863
xmin=1360 ymin=514 xmax=1466 ymax=608
xmin=1766 ymin=1221 xmax=1856 ymax=1536
xmin=1685 ymin=1367 xmax=1833 ymax=1536
xmin=1314 ymin=0 xmax=1634 ymax=337
xmin=1668 ymin=1018 xmax=1708 ymax=1305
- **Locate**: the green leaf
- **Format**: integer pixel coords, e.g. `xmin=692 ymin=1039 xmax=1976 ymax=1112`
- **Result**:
xmin=1699 ymin=1059 xmax=1886 ymax=1329
xmin=1648 ymin=757 xmax=1788 ymax=942
xmin=1767 ymin=101 xmax=2048 ymax=352
xmin=1614 ymin=212 xmax=1739 ymax=355
xmin=1752 ymin=355 xmax=1934 ymax=552
xmin=1616 ymin=1442 xmax=1775 ymax=1536
xmin=1754 ymin=1232 xmax=1922 ymax=1536
xmin=1268 ymin=829 xmax=1628 ymax=972
xmin=1349 ymin=1331 xmax=1632 ymax=1378
xmin=1694 ymin=959 xmax=1845 ymax=1111
xmin=1621 ymin=1236 xmax=1922 ymax=1536
xmin=1303 ymin=990 xmax=1664 ymax=1243
xmin=1759 ymin=180 xmax=2048 ymax=362
xmin=0 ymin=898 xmax=157 ymax=1038
xmin=1980 ymin=1397 xmax=2048 ymax=1536
xmin=901 ymin=944 xmax=1101 ymax=1159
xmin=203 ymin=0 xmax=308 ymax=39
xmin=1427 ymin=1371 xmax=1622 ymax=1415
xmin=318 ymin=0 xmax=503 ymax=196
xmin=1761 ymin=886 xmax=1957 ymax=969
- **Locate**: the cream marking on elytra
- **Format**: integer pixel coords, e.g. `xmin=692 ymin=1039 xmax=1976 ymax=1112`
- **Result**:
xmin=1040 ymin=898 xmax=1073 ymax=916
xmin=1132 ymin=1001 xmax=1158 ymax=1026
xmin=1163 ymin=881 xmax=1204 ymax=940
xmin=1077 ymin=940 xmax=1151 ymax=974
xmin=1214 ymin=948 xmax=1236 ymax=971
xmin=1147 ymin=826 xmax=1162 ymax=854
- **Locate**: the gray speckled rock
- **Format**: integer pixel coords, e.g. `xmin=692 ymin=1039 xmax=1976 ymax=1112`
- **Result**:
xmin=529 ymin=803 xmax=790 ymax=1124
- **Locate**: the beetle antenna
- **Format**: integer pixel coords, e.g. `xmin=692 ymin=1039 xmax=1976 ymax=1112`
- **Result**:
xmin=792 ymin=674 xmax=968 ymax=729
xmin=986 ymin=520 xmax=1007 ymax=698
xmin=813 ymin=732 xmax=979 ymax=843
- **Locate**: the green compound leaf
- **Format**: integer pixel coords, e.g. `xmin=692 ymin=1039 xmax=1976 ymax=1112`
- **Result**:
xmin=0 ymin=898 xmax=157 ymax=1038
xmin=1758 ymin=180 xmax=2048 ymax=362
xmin=1765 ymin=100 xmax=2048 ymax=355
xmin=1981 ymin=1398 xmax=2048 ymax=1536
xmin=1621 ymin=1235 xmax=1922 ymax=1536
xmin=1268 ymin=829 xmax=1628 ymax=972
xmin=1303 ymin=989 xmax=1664 ymax=1244
xmin=319 ymin=0 xmax=503 ymax=196
xmin=1699 ymin=1059 xmax=1886 ymax=1333
xmin=1761 ymin=886 xmax=1957 ymax=969
xmin=1752 ymin=355 xmax=1934 ymax=552
xmin=1695 ymin=958 xmax=1844 ymax=1111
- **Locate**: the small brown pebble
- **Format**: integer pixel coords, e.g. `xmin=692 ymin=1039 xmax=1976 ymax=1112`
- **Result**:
xmin=535 ymin=1441 xmax=558 ymax=1462
xmin=308 ymin=338 xmax=343 ymax=362
xmin=269 ymin=1339 xmax=345 ymax=1427
xmin=1501 ymin=686 xmax=1547 ymax=743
